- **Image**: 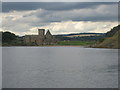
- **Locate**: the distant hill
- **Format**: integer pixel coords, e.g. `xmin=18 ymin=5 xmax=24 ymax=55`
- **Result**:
xmin=56 ymin=33 xmax=104 ymax=37
xmin=94 ymin=25 xmax=120 ymax=49
xmin=55 ymin=33 xmax=105 ymax=41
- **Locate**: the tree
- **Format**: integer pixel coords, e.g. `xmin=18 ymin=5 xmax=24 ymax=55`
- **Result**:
xmin=106 ymin=25 xmax=120 ymax=37
xmin=2 ymin=31 xmax=17 ymax=43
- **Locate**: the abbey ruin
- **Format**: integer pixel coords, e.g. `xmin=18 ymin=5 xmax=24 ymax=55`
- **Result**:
xmin=24 ymin=29 xmax=58 ymax=45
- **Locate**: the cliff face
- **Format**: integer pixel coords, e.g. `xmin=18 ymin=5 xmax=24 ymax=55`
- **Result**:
xmin=94 ymin=25 xmax=120 ymax=49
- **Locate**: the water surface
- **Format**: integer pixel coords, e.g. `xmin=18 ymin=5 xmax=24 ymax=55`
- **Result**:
xmin=2 ymin=47 xmax=118 ymax=88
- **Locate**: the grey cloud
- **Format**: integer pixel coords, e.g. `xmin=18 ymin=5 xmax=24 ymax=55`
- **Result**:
xmin=2 ymin=2 xmax=117 ymax=12
xmin=2 ymin=2 xmax=118 ymax=32
xmin=2 ymin=0 xmax=119 ymax=2
xmin=2 ymin=2 xmax=118 ymax=35
xmin=35 ymin=4 xmax=118 ymax=22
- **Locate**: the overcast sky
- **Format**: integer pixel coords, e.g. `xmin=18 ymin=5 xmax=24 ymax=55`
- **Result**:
xmin=1 ymin=2 xmax=119 ymax=36
xmin=2 ymin=0 xmax=120 ymax=2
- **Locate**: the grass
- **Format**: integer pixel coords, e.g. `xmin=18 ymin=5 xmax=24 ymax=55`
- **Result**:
xmin=57 ymin=41 xmax=96 ymax=46
xmin=2 ymin=40 xmax=96 ymax=46
xmin=94 ymin=30 xmax=120 ymax=49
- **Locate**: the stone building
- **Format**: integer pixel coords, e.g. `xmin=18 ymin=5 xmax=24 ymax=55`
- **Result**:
xmin=24 ymin=29 xmax=57 ymax=45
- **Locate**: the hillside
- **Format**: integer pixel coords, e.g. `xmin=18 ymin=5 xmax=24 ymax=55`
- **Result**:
xmin=94 ymin=25 xmax=120 ymax=49
xmin=56 ymin=33 xmax=104 ymax=37
xmin=55 ymin=33 xmax=105 ymax=41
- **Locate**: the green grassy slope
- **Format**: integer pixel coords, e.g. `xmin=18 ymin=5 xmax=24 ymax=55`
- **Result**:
xmin=94 ymin=30 xmax=120 ymax=49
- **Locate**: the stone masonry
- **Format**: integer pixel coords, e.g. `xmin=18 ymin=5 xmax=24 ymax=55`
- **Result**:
xmin=24 ymin=29 xmax=57 ymax=45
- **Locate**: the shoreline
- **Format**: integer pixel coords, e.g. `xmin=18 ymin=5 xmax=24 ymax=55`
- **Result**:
xmin=1 ymin=46 xmax=119 ymax=49
xmin=1 ymin=44 xmax=119 ymax=49
xmin=1 ymin=45 xmax=85 ymax=47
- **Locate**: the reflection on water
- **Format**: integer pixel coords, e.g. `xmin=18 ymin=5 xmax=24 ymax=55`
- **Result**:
xmin=2 ymin=47 xmax=118 ymax=88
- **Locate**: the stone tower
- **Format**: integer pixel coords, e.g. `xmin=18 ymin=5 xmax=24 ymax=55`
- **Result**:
xmin=38 ymin=29 xmax=45 ymax=37
xmin=24 ymin=29 xmax=58 ymax=45
xmin=45 ymin=30 xmax=53 ymax=45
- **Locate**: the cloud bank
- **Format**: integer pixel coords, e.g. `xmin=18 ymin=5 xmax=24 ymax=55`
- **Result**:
xmin=2 ymin=2 xmax=118 ymax=36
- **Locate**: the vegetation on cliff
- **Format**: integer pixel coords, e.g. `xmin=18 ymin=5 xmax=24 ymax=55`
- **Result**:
xmin=94 ymin=25 xmax=120 ymax=49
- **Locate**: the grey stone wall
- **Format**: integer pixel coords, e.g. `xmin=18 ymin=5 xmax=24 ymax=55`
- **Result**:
xmin=24 ymin=29 xmax=57 ymax=45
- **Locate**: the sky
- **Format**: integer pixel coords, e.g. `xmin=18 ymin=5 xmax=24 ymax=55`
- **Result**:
xmin=1 ymin=2 xmax=119 ymax=36
xmin=2 ymin=0 xmax=120 ymax=2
